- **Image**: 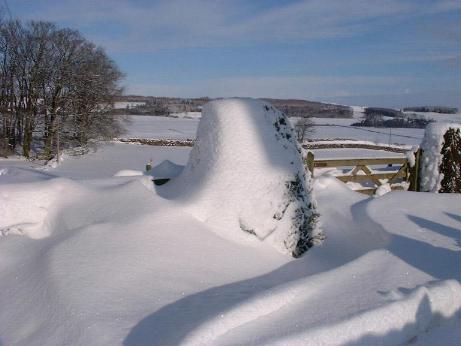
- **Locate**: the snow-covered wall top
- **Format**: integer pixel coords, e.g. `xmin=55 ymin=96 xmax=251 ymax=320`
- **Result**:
xmin=114 ymin=101 xmax=146 ymax=109
xmin=163 ymin=98 xmax=321 ymax=257
xmin=420 ymin=122 xmax=461 ymax=192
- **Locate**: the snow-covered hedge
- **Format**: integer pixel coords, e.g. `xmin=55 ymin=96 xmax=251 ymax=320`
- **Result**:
xmin=420 ymin=122 xmax=461 ymax=193
xmin=164 ymin=98 xmax=321 ymax=257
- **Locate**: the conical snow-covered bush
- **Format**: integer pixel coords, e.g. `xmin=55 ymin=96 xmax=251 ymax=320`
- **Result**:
xmin=420 ymin=122 xmax=461 ymax=193
xmin=163 ymin=98 xmax=321 ymax=257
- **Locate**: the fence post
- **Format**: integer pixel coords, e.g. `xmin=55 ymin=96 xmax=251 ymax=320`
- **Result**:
xmin=409 ymin=148 xmax=421 ymax=192
xmin=306 ymin=151 xmax=315 ymax=177
xmin=145 ymin=159 xmax=153 ymax=172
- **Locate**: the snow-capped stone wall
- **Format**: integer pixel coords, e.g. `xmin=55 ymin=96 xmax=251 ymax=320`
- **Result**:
xmin=164 ymin=98 xmax=321 ymax=257
xmin=420 ymin=122 xmax=461 ymax=192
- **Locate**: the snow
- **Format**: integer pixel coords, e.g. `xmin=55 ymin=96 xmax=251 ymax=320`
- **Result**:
xmin=310 ymin=125 xmax=423 ymax=146
xmin=0 ymin=178 xmax=79 ymax=238
xmin=114 ymin=101 xmax=146 ymax=109
xmin=113 ymin=169 xmax=145 ymax=177
xmin=270 ymin=279 xmax=461 ymax=345
xmin=405 ymin=148 xmax=417 ymax=167
xmin=307 ymin=139 xmax=412 ymax=150
xmin=420 ymin=122 xmax=461 ymax=192
xmin=161 ymin=98 xmax=320 ymax=256
xmin=170 ymin=111 xmax=202 ymax=119
xmin=403 ymin=110 xmax=461 ymax=124
xmin=375 ymin=183 xmax=392 ymax=196
xmin=122 ymin=115 xmax=199 ymax=140
xmin=0 ymin=101 xmax=460 ymax=345
xmin=0 ymin=178 xmax=288 ymax=345
xmin=311 ymin=148 xmax=404 ymax=159
xmin=49 ymin=144 xmax=190 ymax=180
xmin=150 ymin=159 xmax=184 ymax=179
xmin=121 ymin=114 xmax=424 ymax=146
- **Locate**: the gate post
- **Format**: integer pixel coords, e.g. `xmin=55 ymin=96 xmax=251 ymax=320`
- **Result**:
xmin=409 ymin=149 xmax=421 ymax=192
xmin=306 ymin=151 xmax=315 ymax=177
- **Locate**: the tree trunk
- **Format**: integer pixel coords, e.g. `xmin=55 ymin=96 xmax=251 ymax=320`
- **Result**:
xmin=22 ymin=115 xmax=32 ymax=158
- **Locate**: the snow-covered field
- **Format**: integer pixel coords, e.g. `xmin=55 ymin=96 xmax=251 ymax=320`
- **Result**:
xmin=1 ymin=102 xmax=460 ymax=345
xmin=114 ymin=101 xmax=147 ymax=109
xmin=123 ymin=116 xmax=199 ymax=140
xmin=123 ymin=115 xmax=424 ymax=146
xmin=403 ymin=111 xmax=461 ymax=124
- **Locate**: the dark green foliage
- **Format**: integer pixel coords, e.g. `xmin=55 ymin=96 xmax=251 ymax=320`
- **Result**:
xmin=285 ymin=174 xmax=320 ymax=258
xmin=266 ymin=101 xmax=320 ymax=257
xmin=352 ymin=115 xmax=432 ymax=128
xmin=263 ymin=98 xmax=352 ymax=118
xmin=271 ymin=107 xmax=296 ymax=144
xmin=403 ymin=106 xmax=458 ymax=114
xmin=439 ymin=128 xmax=461 ymax=193
xmin=365 ymin=107 xmax=403 ymax=117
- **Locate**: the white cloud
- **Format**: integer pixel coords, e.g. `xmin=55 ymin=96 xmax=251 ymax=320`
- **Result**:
xmin=19 ymin=0 xmax=461 ymax=52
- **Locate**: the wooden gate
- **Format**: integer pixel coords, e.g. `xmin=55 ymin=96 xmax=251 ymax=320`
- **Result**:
xmin=305 ymin=151 xmax=420 ymax=195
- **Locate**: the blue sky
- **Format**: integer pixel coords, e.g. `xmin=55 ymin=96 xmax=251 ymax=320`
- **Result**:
xmin=9 ymin=0 xmax=461 ymax=107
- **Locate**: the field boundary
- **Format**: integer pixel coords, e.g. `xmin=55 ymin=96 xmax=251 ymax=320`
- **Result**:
xmin=114 ymin=138 xmax=195 ymax=146
xmin=302 ymin=143 xmax=408 ymax=153
xmin=116 ymin=138 xmax=411 ymax=154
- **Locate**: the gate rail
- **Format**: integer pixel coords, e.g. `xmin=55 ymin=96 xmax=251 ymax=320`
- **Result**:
xmin=305 ymin=150 xmax=421 ymax=195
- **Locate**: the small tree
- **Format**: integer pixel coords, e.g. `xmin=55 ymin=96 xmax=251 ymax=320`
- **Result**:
xmin=439 ymin=128 xmax=461 ymax=193
xmin=420 ymin=123 xmax=461 ymax=193
xmin=294 ymin=117 xmax=314 ymax=143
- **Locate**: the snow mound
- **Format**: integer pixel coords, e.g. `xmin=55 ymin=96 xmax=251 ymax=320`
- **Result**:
xmin=0 ymin=178 xmax=82 ymax=238
xmin=375 ymin=183 xmax=392 ymax=197
xmin=114 ymin=169 xmax=145 ymax=177
xmin=420 ymin=122 xmax=461 ymax=192
xmin=164 ymin=98 xmax=320 ymax=257
xmin=151 ymin=159 xmax=184 ymax=179
xmin=0 ymin=166 xmax=56 ymax=183
xmin=405 ymin=147 xmax=418 ymax=168
xmin=275 ymin=279 xmax=461 ymax=345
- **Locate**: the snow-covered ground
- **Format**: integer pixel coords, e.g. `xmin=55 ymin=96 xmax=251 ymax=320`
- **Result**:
xmin=123 ymin=116 xmax=199 ymax=140
xmin=403 ymin=111 xmax=461 ymax=124
xmin=170 ymin=111 xmax=202 ymax=119
xmin=122 ymin=107 xmax=461 ymax=147
xmin=1 ymin=102 xmax=460 ymax=345
xmin=123 ymin=115 xmax=423 ymax=146
xmin=1 ymin=146 xmax=460 ymax=345
xmin=311 ymin=148 xmax=404 ymax=160
xmin=114 ymin=101 xmax=146 ymax=109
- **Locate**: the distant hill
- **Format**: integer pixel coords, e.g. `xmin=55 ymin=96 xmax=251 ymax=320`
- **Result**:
xmin=402 ymin=106 xmax=458 ymax=114
xmin=364 ymin=107 xmax=403 ymax=118
xmin=114 ymin=96 xmax=353 ymax=118
xmin=261 ymin=98 xmax=352 ymax=118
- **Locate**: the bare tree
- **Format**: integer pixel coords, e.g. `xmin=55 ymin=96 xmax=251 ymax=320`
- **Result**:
xmin=0 ymin=18 xmax=123 ymax=159
xmin=294 ymin=117 xmax=315 ymax=143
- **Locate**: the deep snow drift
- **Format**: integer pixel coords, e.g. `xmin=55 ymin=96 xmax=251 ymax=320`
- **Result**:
xmin=0 ymin=178 xmax=84 ymax=238
xmin=0 ymin=107 xmax=460 ymax=345
xmin=162 ymin=98 xmax=320 ymax=257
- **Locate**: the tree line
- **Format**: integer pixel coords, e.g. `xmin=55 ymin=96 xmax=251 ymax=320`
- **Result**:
xmin=0 ymin=19 xmax=123 ymax=158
